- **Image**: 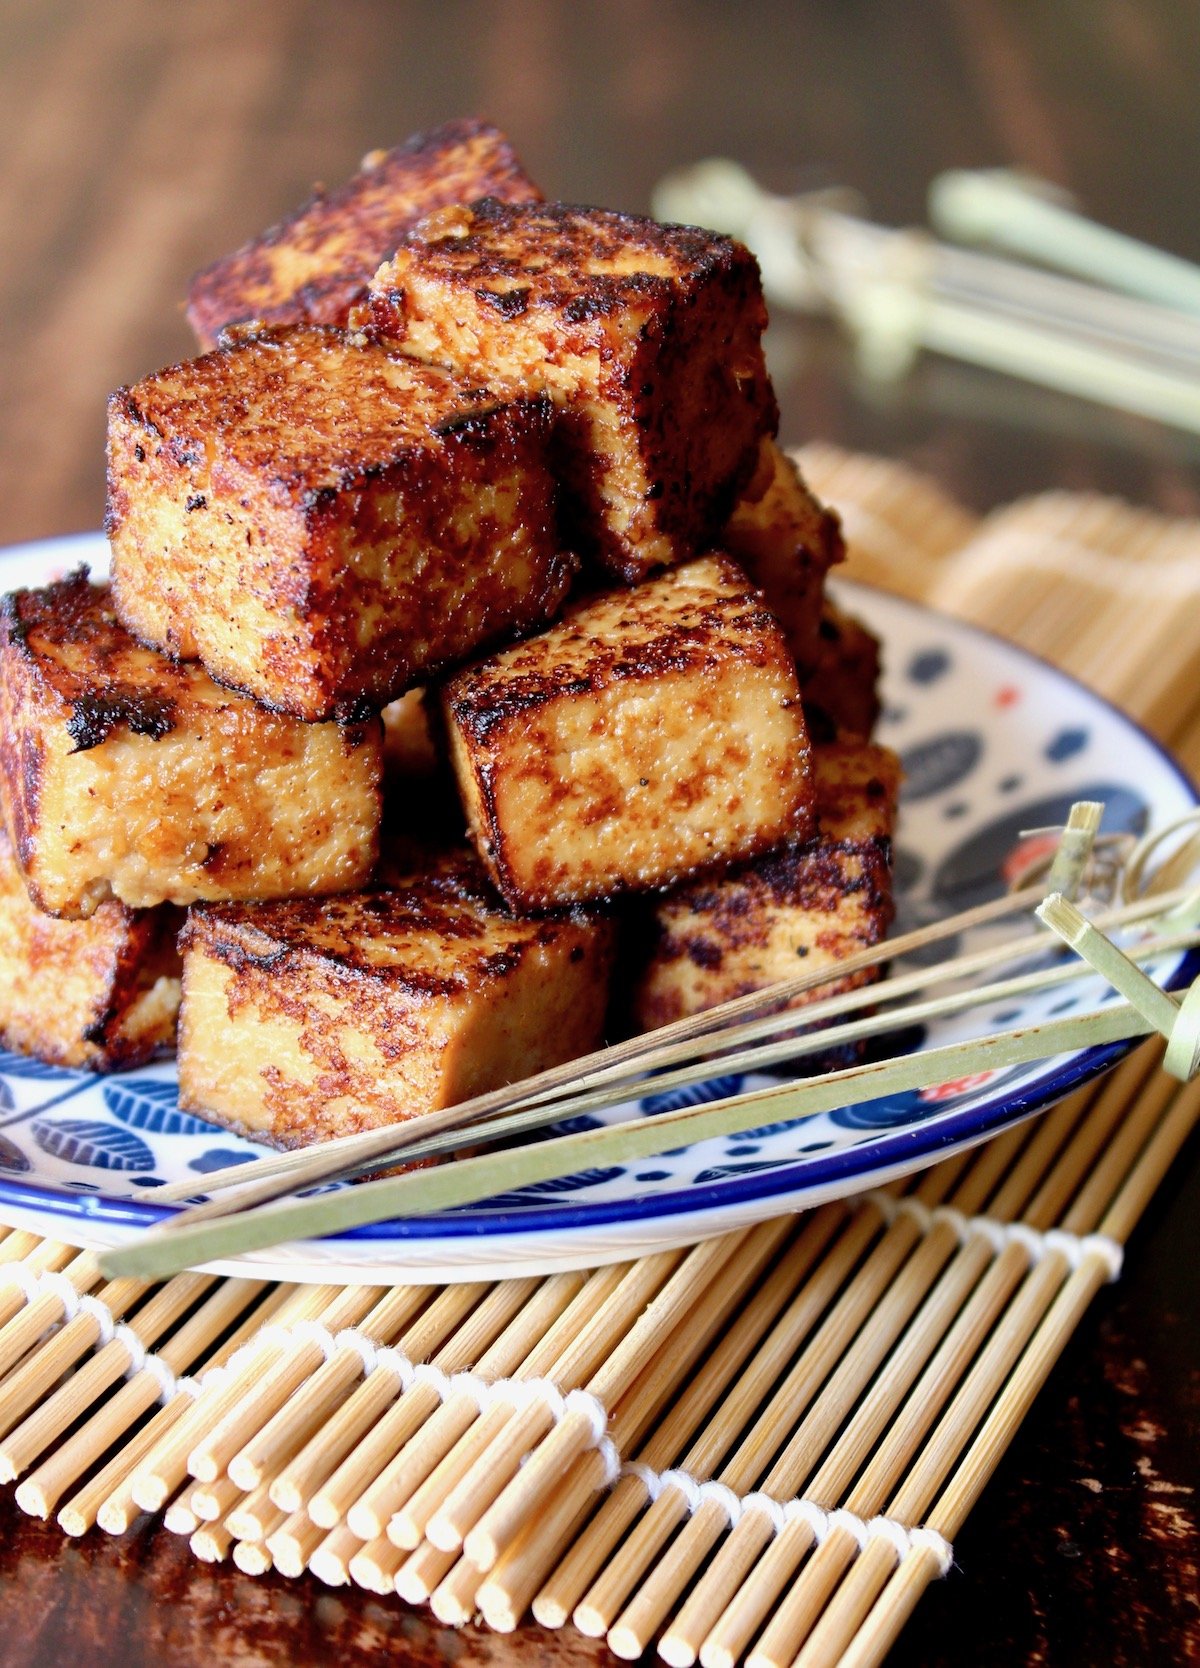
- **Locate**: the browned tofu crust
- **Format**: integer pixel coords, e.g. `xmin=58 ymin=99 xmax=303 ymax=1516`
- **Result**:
xmin=442 ymin=553 xmax=815 ymax=911
xmin=0 ymin=572 xmax=381 ymax=916
xmin=186 ymin=118 xmax=543 ymax=349
xmin=631 ymin=741 xmax=900 ymax=1031
xmin=723 ymin=440 xmax=844 ymax=672
xmin=107 ymin=326 xmax=574 ymax=720
xmin=178 ymin=847 xmax=616 ymax=1148
xmin=0 ymin=829 xmax=181 ymax=1070
xmin=801 ymin=600 xmax=883 ymax=742
xmin=364 ymin=199 xmax=777 ymax=580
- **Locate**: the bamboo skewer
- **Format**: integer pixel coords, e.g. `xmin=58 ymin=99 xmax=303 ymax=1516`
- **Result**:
xmin=145 ymin=858 xmax=1174 ymax=1236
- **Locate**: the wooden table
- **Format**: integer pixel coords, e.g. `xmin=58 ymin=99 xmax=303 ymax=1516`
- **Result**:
xmin=0 ymin=2 xmax=1196 ymax=1662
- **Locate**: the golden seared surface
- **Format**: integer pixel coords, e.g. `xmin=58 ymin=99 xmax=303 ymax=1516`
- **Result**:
xmin=178 ymin=846 xmax=616 ymax=1149
xmin=186 ymin=118 xmax=543 ymax=348
xmin=0 ymin=573 xmax=381 ymax=917
xmin=631 ymin=740 xmax=900 ymax=1032
xmin=0 ymin=828 xmax=181 ymax=1071
xmin=107 ymin=326 xmax=573 ymax=720
xmin=442 ymin=554 xmax=815 ymax=910
xmin=801 ymin=600 xmax=883 ymax=742
xmin=365 ymin=199 xmax=777 ymax=580
xmin=723 ymin=440 xmax=844 ymax=671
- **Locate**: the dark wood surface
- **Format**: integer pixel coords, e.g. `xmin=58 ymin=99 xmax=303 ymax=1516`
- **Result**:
xmin=0 ymin=2 xmax=1197 ymax=1662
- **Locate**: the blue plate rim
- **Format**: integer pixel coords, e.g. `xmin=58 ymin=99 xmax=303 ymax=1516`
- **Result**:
xmin=0 ymin=548 xmax=1195 ymax=1245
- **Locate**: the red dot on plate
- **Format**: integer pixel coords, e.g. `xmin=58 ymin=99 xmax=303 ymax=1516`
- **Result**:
xmin=995 ymin=685 xmax=1021 ymax=708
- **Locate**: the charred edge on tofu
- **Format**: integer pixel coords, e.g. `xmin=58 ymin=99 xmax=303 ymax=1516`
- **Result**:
xmin=4 ymin=569 xmax=185 ymax=752
xmin=186 ymin=120 xmax=544 ymax=343
xmin=444 ymin=589 xmax=796 ymax=746
xmin=396 ymin=196 xmax=761 ymax=302
xmin=182 ymin=884 xmax=611 ymax=1002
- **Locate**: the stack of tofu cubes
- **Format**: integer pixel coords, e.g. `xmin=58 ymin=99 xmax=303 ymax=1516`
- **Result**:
xmin=0 ymin=120 xmax=900 ymax=1152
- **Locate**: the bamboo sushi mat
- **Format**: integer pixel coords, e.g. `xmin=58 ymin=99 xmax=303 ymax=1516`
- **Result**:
xmin=2 ymin=446 xmax=1199 ymax=1668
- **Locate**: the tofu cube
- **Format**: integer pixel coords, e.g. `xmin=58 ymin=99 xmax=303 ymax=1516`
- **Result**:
xmin=186 ymin=118 xmax=543 ymax=348
xmin=0 ymin=829 xmax=181 ymax=1071
xmin=364 ymin=200 xmax=777 ymax=580
xmin=801 ymin=601 xmax=882 ymax=741
xmin=107 ymin=326 xmax=573 ymax=720
xmin=441 ymin=554 xmax=815 ymax=910
xmin=631 ymin=741 xmax=900 ymax=1031
xmin=178 ymin=847 xmax=616 ymax=1148
xmin=0 ymin=573 xmax=381 ymax=917
xmin=723 ymin=441 xmax=844 ymax=671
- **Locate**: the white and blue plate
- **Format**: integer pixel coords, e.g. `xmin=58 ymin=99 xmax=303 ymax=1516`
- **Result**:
xmin=0 ymin=533 xmax=1195 ymax=1282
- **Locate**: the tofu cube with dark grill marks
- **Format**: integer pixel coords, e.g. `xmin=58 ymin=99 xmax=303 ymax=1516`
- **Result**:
xmin=0 ymin=572 xmax=381 ymax=918
xmin=723 ymin=441 xmax=845 ymax=672
xmin=178 ymin=847 xmax=616 ymax=1149
xmin=186 ymin=118 xmax=543 ymax=349
xmin=107 ymin=326 xmax=573 ymax=721
xmin=0 ymin=828 xmax=182 ymax=1071
xmin=631 ymin=741 xmax=900 ymax=1032
xmin=364 ymin=199 xmax=777 ymax=581
xmin=442 ymin=554 xmax=815 ymax=911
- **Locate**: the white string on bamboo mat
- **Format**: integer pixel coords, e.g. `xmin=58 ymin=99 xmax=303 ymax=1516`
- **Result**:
xmin=620 ymin=1462 xmax=954 ymax=1576
xmin=859 ymin=1192 xmax=1125 ymax=1280
xmin=0 ymin=1264 xmax=178 ymax=1399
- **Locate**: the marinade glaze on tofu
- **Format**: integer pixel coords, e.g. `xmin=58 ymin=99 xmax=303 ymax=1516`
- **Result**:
xmin=442 ymin=554 xmax=816 ymax=911
xmin=186 ymin=118 xmax=544 ymax=349
xmin=178 ymin=848 xmax=616 ymax=1147
xmin=0 ymin=573 xmax=381 ymax=917
xmin=107 ymin=326 xmax=574 ymax=721
xmin=363 ymin=200 xmax=778 ymax=581
xmin=632 ymin=741 xmax=901 ymax=1031
xmin=0 ymin=828 xmax=181 ymax=1071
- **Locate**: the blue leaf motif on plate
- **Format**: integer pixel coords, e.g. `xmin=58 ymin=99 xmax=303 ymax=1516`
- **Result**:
xmin=104 ymin=1079 xmax=216 ymax=1137
xmin=641 ymin=1076 xmax=744 ymax=1115
xmin=692 ymin=1161 xmax=783 ymax=1184
xmin=0 ymin=1049 xmax=82 ymax=1082
xmin=0 ymin=1135 xmax=30 ymax=1173
xmin=472 ymin=1167 xmax=626 ymax=1209
xmin=0 ymin=1079 xmax=12 ymax=1113
xmin=898 ymin=732 xmax=981 ymax=801
xmin=31 ymin=1118 xmax=154 ymax=1171
xmin=188 ymin=1149 xmax=256 ymax=1174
